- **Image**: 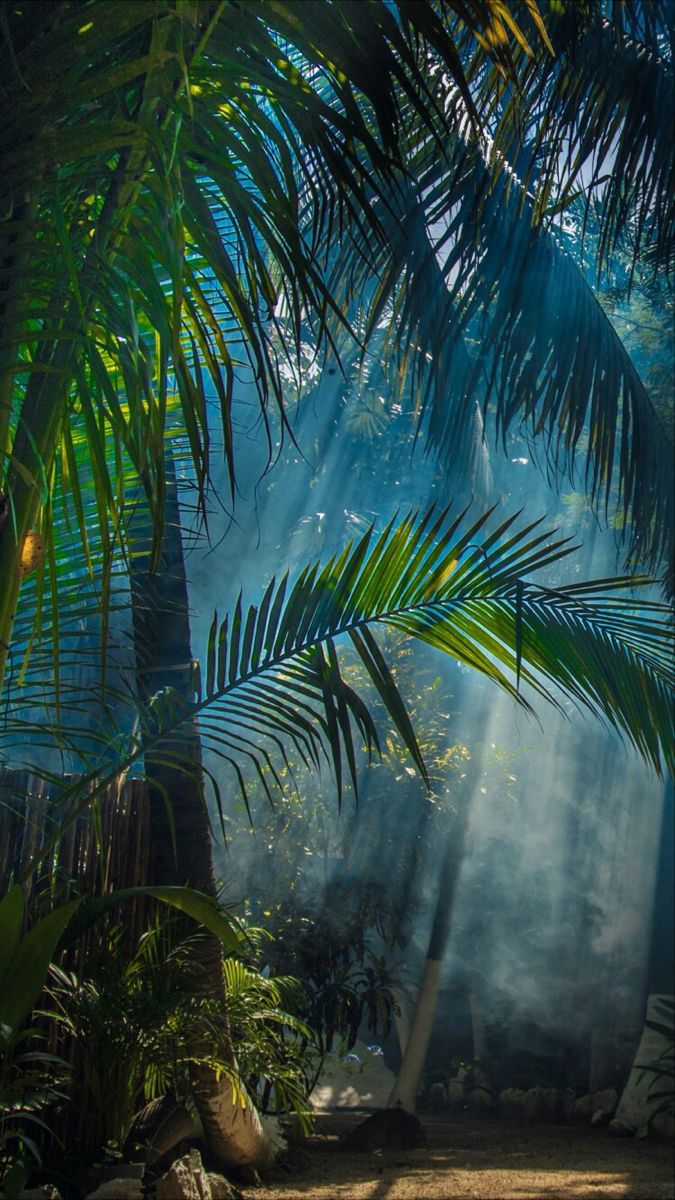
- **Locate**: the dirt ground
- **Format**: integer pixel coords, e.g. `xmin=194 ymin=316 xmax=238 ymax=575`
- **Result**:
xmin=261 ymin=1110 xmax=675 ymax=1200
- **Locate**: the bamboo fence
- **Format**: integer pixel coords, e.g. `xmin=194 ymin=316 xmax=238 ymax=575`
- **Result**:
xmin=0 ymin=769 xmax=158 ymax=1154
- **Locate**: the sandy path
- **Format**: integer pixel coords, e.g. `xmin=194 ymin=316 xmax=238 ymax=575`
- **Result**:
xmin=261 ymin=1112 xmax=674 ymax=1200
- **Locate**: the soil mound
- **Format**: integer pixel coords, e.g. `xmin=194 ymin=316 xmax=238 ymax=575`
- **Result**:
xmin=341 ymin=1106 xmax=427 ymax=1152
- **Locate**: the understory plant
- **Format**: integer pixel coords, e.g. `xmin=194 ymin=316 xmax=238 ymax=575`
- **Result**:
xmin=48 ymin=915 xmax=314 ymax=1162
xmin=0 ymin=1025 xmax=68 ymax=1200
xmin=221 ymin=950 xmax=314 ymax=1128
xmin=0 ymin=886 xmax=81 ymax=1198
xmin=251 ymin=884 xmax=404 ymax=1062
xmin=0 ymin=882 xmax=240 ymax=1186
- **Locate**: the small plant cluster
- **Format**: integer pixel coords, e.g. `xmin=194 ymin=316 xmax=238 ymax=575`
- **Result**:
xmin=48 ymin=917 xmax=314 ymax=1159
xmin=252 ymin=881 xmax=403 ymax=1060
xmin=0 ymin=890 xmax=314 ymax=1196
xmin=0 ymin=1023 xmax=68 ymax=1200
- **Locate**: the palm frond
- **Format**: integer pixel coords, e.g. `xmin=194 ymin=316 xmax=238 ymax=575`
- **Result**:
xmin=0 ymin=0 xmax=546 ymax=494
xmin=124 ymin=504 xmax=675 ymax=783
xmin=9 ymin=506 xmax=672 ymax=874
xmin=341 ymin=128 xmax=673 ymax=583
xmin=490 ymin=2 xmax=674 ymax=276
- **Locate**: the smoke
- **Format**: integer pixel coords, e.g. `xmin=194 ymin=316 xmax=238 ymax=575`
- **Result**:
xmin=178 ymin=344 xmax=668 ymax=1094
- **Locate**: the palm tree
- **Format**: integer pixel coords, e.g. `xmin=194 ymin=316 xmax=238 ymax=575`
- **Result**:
xmin=1 ymin=0 xmax=673 ymax=1173
xmin=128 ymin=454 xmax=277 ymax=1170
xmin=386 ymin=798 xmax=471 ymax=1114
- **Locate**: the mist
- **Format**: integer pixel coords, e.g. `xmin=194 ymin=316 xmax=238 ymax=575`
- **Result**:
xmin=176 ymin=315 xmax=670 ymax=1098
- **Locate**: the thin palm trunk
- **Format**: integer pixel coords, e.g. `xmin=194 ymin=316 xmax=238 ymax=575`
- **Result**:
xmin=129 ymin=456 xmax=274 ymax=1172
xmin=387 ymin=801 xmax=470 ymax=1112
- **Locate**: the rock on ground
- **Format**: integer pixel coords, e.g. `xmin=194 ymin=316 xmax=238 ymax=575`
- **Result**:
xmin=609 ymin=1117 xmax=636 ymax=1137
xmin=498 ymin=1088 xmax=525 ymax=1118
xmin=521 ymin=1087 xmax=559 ymax=1122
xmin=154 ymin=1150 xmax=239 ymax=1200
xmin=341 ymin=1107 xmax=427 ymax=1152
xmin=466 ymin=1086 xmax=494 ymax=1112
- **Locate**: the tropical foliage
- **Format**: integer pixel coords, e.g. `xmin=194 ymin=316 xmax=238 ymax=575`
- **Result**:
xmin=0 ymin=0 xmax=555 ymax=684
xmin=0 ymin=0 xmax=672 ymax=812
xmin=0 ymin=882 xmax=241 ymax=1181
xmin=0 ymin=1023 xmax=68 ymax=1200
xmin=48 ymin=916 xmax=313 ymax=1159
xmin=0 ymin=0 xmax=673 ymax=1184
xmin=1 ymin=0 xmax=673 ymax=701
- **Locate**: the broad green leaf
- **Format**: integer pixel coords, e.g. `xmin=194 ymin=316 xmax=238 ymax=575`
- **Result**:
xmin=0 ymin=896 xmax=83 ymax=1032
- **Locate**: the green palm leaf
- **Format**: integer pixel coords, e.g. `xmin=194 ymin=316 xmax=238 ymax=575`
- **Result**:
xmin=122 ymin=504 xmax=675 ymax=781
xmin=11 ymin=506 xmax=673 ymax=877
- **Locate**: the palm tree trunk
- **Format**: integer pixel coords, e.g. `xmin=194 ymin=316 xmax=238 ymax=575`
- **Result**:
xmin=468 ymin=972 xmax=486 ymax=1063
xmin=129 ymin=455 xmax=274 ymax=1172
xmin=387 ymin=801 xmax=470 ymax=1113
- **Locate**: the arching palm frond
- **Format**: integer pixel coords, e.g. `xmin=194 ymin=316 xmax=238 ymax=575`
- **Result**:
xmin=490 ymin=0 xmax=674 ymax=276
xmin=0 ymin=0 xmax=548 ymax=498
xmin=9 ymin=506 xmax=672 ymax=869
xmin=339 ymin=127 xmax=673 ymax=585
xmin=193 ymin=506 xmax=674 ymax=781
xmin=439 ymin=143 xmax=674 ymax=583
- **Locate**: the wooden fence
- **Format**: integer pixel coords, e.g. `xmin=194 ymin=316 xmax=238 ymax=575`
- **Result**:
xmin=0 ymin=768 xmax=151 ymax=910
xmin=0 ymin=768 xmax=160 ymax=1154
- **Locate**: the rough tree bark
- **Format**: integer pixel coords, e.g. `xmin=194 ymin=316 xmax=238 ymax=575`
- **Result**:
xmin=129 ymin=456 xmax=274 ymax=1172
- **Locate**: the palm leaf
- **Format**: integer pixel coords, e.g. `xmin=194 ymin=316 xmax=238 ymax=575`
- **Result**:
xmin=491 ymin=2 xmax=674 ymax=276
xmin=336 ymin=123 xmax=673 ymax=584
xmin=0 ymin=0 xmax=546 ymax=490
xmin=10 ymin=506 xmax=673 ymax=878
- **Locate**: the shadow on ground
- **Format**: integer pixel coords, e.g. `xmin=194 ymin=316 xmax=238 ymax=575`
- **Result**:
xmin=263 ymin=1110 xmax=674 ymax=1200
